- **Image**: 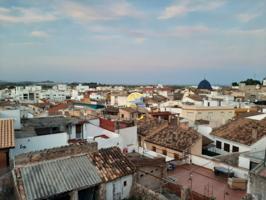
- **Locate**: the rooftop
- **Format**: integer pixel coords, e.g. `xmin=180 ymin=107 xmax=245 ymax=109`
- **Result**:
xmin=15 ymin=142 xmax=97 ymax=165
xmin=211 ymin=117 xmax=266 ymax=145
xmin=187 ymin=94 xmax=203 ymax=101
xmin=0 ymin=118 xmax=15 ymax=149
xmin=14 ymin=155 xmax=102 ymax=200
xmin=89 ymin=147 xmax=135 ymax=182
xmin=168 ymin=164 xmax=246 ymax=200
xmin=127 ymin=152 xmax=166 ymax=168
xmin=137 ymin=118 xmax=168 ymax=137
xmin=145 ymin=125 xmax=200 ymax=152
xmin=119 ymin=107 xmax=138 ymax=113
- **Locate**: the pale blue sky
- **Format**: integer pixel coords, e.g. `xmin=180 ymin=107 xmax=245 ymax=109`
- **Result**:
xmin=0 ymin=0 xmax=265 ymax=84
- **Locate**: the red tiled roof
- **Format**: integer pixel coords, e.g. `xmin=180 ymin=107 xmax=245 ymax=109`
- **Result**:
xmin=145 ymin=125 xmax=200 ymax=152
xmin=89 ymin=147 xmax=135 ymax=182
xmin=48 ymin=103 xmax=70 ymax=115
xmin=0 ymin=119 xmax=15 ymax=149
xmin=137 ymin=118 xmax=168 ymax=137
xmin=211 ymin=117 xmax=266 ymax=145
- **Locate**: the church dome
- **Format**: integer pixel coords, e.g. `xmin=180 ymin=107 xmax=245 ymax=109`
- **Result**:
xmin=197 ymin=79 xmax=212 ymax=90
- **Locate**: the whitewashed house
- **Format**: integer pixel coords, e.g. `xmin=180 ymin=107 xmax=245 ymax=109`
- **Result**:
xmin=90 ymin=147 xmax=135 ymax=200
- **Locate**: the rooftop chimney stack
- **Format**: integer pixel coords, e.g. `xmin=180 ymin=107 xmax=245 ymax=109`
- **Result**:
xmin=252 ymin=128 xmax=258 ymax=140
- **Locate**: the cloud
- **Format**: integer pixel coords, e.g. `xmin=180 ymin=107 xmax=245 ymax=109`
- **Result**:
xmin=0 ymin=7 xmax=57 ymax=23
xmin=224 ymin=28 xmax=266 ymax=37
xmin=236 ymin=13 xmax=260 ymax=23
xmin=59 ymin=0 xmax=143 ymax=23
xmin=158 ymin=0 xmax=225 ymax=19
xmin=134 ymin=37 xmax=145 ymax=44
xmin=170 ymin=25 xmax=210 ymax=36
xmin=31 ymin=31 xmax=49 ymax=38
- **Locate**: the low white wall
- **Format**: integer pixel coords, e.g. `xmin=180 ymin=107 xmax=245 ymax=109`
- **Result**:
xmin=191 ymin=154 xmax=249 ymax=179
xmin=10 ymin=132 xmax=68 ymax=158
xmin=95 ymin=137 xmax=121 ymax=149
xmin=85 ymin=123 xmax=121 ymax=149
xmin=238 ymin=156 xmax=250 ymax=169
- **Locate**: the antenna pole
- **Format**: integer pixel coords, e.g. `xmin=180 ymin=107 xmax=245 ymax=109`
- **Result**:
xmin=264 ymin=148 xmax=266 ymax=167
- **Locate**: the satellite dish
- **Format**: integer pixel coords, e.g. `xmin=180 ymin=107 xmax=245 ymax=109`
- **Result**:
xmin=127 ymin=92 xmax=144 ymax=107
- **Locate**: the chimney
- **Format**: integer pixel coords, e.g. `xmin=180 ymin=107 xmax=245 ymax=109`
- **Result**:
xmin=172 ymin=133 xmax=177 ymax=141
xmin=169 ymin=116 xmax=179 ymax=127
xmin=252 ymin=128 xmax=258 ymax=140
xmin=180 ymin=121 xmax=189 ymax=130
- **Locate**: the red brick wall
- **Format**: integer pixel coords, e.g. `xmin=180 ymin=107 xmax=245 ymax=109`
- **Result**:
xmin=99 ymin=118 xmax=115 ymax=132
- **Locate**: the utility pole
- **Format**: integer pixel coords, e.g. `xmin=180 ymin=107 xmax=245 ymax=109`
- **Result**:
xmin=264 ymin=148 xmax=266 ymax=167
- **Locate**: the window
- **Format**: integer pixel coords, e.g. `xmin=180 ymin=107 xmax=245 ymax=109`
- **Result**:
xmin=152 ymin=146 xmax=156 ymax=152
xmin=150 ymin=170 xmax=154 ymax=173
xmin=224 ymin=143 xmax=230 ymax=152
xmin=232 ymin=146 xmax=239 ymax=152
xmin=76 ymin=124 xmax=82 ymax=134
xmin=162 ymin=150 xmax=167 ymax=155
xmin=123 ymin=181 xmax=127 ymax=187
xmin=140 ymin=174 xmax=144 ymax=178
xmin=76 ymin=124 xmax=82 ymax=139
xmin=216 ymin=141 xmax=222 ymax=149
xmin=121 ymin=114 xmax=124 ymax=118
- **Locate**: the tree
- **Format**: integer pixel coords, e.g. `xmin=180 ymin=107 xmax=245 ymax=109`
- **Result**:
xmin=232 ymin=82 xmax=239 ymax=86
xmin=240 ymin=78 xmax=261 ymax=85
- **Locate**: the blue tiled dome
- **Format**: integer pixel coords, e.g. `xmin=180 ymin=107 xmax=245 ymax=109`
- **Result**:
xmin=198 ymin=79 xmax=212 ymax=90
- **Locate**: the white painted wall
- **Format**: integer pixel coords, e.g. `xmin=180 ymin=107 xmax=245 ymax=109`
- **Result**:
xmin=197 ymin=125 xmax=212 ymax=137
xmin=238 ymin=156 xmax=250 ymax=169
xmin=251 ymin=136 xmax=266 ymax=152
xmin=105 ymin=175 xmax=133 ymax=200
xmin=116 ymin=126 xmax=138 ymax=152
xmin=84 ymin=122 xmax=138 ymax=151
xmin=210 ymin=137 xmax=250 ymax=155
xmin=10 ymin=132 xmax=68 ymax=158
xmin=84 ymin=123 xmax=121 ymax=149
xmin=84 ymin=123 xmax=116 ymax=138
xmin=95 ymin=137 xmax=120 ymax=149
xmin=191 ymin=155 xmax=249 ymax=179
xmin=89 ymin=119 xmax=100 ymax=126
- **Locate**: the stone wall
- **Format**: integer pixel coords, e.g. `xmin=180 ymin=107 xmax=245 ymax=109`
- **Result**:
xmin=132 ymin=183 xmax=168 ymax=200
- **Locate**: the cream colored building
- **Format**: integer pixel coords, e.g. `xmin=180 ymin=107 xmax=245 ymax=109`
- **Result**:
xmin=181 ymin=105 xmax=235 ymax=128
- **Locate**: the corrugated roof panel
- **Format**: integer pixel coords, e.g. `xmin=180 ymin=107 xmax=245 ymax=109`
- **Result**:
xmin=20 ymin=155 xmax=101 ymax=200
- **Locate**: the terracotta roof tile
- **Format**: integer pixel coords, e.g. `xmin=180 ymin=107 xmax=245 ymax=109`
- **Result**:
xmin=145 ymin=125 xmax=200 ymax=152
xmin=89 ymin=147 xmax=135 ymax=182
xmin=0 ymin=119 xmax=15 ymax=149
xmin=211 ymin=117 xmax=266 ymax=145
xmin=137 ymin=118 xmax=168 ymax=137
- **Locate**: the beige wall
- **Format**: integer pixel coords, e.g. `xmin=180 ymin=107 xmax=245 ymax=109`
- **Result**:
xmin=119 ymin=109 xmax=137 ymax=120
xmin=181 ymin=106 xmax=235 ymax=128
xmin=144 ymin=136 xmax=202 ymax=159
